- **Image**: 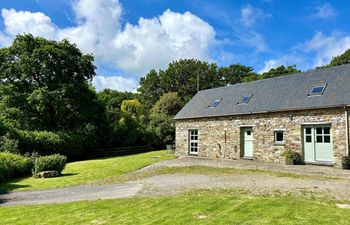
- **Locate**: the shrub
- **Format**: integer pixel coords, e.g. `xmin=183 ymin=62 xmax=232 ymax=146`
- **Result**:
xmin=341 ymin=156 xmax=350 ymax=169
xmin=33 ymin=154 xmax=67 ymax=175
xmin=0 ymin=152 xmax=34 ymax=182
xmin=282 ymin=149 xmax=303 ymax=165
xmin=15 ymin=129 xmax=84 ymax=158
xmin=291 ymin=152 xmax=303 ymax=165
xmin=0 ymin=133 xmax=19 ymax=153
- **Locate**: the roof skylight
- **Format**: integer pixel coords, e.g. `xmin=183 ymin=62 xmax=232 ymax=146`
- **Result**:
xmin=238 ymin=95 xmax=252 ymax=104
xmin=308 ymin=84 xmax=327 ymax=96
xmin=208 ymin=99 xmax=222 ymax=108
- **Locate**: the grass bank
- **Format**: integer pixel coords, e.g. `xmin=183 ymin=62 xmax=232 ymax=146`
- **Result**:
xmin=0 ymin=150 xmax=175 ymax=192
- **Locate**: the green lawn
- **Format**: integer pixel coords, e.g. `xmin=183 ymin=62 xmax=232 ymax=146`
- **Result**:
xmin=0 ymin=191 xmax=349 ymax=225
xmin=0 ymin=150 xmax=175 ymax=192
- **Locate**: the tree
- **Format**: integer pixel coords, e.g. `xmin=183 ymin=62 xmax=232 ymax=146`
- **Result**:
xmin=138 ymin=69 xmax=163 ymax=110
xmin=218 ymin=64 xmax=258 ymax=85
xmin=261 ymin=65 xmax=301 ymax=79
xmin=0 ymin=34 xmax=108 ymax=156
xmin=121 ymin=99 xmax=145 ymax=120
xmin=0 ymin=34 xmax=104 ymax=131
xmin=150 ymin=92 xmax=182 ymax=118
xmin=138 ymin=59 xmax=221 ymax=109
xmin=97 ymin=89 xmax=138 ymax=123
xmin=328 ymin=49 xmax=350 ymax=67
xmin=161 ymin=59 xmax=220 ymax=104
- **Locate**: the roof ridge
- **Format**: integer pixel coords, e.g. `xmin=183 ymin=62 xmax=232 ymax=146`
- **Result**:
xmin=199 ymin=64 xmax=350 ymax=93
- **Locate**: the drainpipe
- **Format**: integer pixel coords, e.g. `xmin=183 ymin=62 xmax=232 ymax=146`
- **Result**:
xmin=345 ymin=106 xmax=349 ymax=156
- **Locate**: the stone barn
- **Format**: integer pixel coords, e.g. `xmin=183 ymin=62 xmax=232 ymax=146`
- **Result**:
xmin=174 ymin=64 xmax=350 ymax=167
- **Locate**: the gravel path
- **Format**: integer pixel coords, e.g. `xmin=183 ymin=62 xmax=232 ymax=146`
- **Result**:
xmin=141 ymin=156 xmax=350 ymax=178
xmin=132 ymin=156 xmax=350 ymax=200
xmin=0 ymin=183 xmax=143 ymax=206
xmin=2 ymin=156 xmax=350 ymax=206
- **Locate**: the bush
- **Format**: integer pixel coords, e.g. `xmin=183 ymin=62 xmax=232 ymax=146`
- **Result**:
xmin=15 ymin=129 xmax=84 ymax=158
xmin=282 ymin=149 xmax=303 ymax=165
xmin=341 ymin=156 xmax=350 ymax=169
xmin=0 ymin=133 xmax=19 ymax=153
xmin=33 ymin=154 xmax=67 ymax=175
xmin=0 ymin=152 xmax=33 ymax=182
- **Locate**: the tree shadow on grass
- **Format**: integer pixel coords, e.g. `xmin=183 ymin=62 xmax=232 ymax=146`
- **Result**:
xmin=0 ymin=178 xmax=32 ymax=193
xmin=60 ymin=173 xmax=78 ymax=177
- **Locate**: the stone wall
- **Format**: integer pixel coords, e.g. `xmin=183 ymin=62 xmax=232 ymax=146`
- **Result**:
xmin=175 ymin=107 xmax=349 ymax=167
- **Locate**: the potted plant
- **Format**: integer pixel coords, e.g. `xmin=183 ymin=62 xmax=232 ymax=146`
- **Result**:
xmin=283 ymin=150 xmax=303 ymax=165
xmin=283 ymin=149 xmax=294 ymax=165
xmin=341 ymin=156 xmax=350 ymax=169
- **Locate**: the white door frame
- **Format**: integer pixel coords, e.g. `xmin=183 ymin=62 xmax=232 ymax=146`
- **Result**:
xmin=303 ymin=125 xmax=333 ymax=164
xmin=242 ymin=127 xmax=254 ymax=159
xmin=188 ymin=129 xmax=198 ymax=155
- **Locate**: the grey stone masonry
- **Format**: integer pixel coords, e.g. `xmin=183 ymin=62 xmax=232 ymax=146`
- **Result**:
xmin=175 ymin=107 xmax=349 ymax=167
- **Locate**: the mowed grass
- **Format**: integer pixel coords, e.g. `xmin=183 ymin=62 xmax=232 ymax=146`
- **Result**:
xmin=0 ymin=191 xmax=349 ymax=225
xmin=0 ymin=150 xmax=175 ymax=192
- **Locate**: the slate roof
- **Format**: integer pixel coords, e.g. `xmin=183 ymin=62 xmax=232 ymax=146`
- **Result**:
xmin=174 ymin=64 xmax=350 ymax=120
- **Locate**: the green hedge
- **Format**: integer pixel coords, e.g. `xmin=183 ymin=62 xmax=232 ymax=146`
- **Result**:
xmin=33 ymin=154 xmax=67 ymax=175
xmin=0 ymin=152 xmax=33 ymax=183
xmin=15 ymin=130 xmax=84 ymax=157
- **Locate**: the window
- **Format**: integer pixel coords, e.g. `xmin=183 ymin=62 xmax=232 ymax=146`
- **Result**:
xmin=189 ymin=129 xmax=198 ymax=155
xmin=308 ymin=84 xmax=326 ymax=96
xmin=315 ymin=126 xmax=331 ymax=143
xmin=238 ymin=95 xmax=252 ymax=104
xmin=274 ymin=130 xmax=285 ymax=144
xmin=208 ymin=99 xmax=222 ymax=108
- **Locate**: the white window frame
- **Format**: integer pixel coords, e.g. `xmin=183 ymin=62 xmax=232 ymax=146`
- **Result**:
xmin=188 ymin=129 xmax=198 ymax=155
xmin=274 ymin=130 xmax=285 ymax=145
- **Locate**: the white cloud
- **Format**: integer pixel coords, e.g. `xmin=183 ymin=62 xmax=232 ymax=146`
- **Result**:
xmin=299 ymin=31 xmax=350 ymax=67
xmin=0 ymin=0 xmax=216 ymax=91
xmin=113 ymin=9 xmax=215 ymax=74
xmin=239 ymin=5 xmax=271 ymax=27
xmin=312 ymin=3 xmax=337 ymax=20
xmin=239 ymin=31 xmax=267 ymax=52
xmin=1 ymin=9 xmax=57 ymax=38
xmin=92 ymin=75 xmax=137 ymax=92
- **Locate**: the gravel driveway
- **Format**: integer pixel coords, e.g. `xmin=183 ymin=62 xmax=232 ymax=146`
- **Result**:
xmin=2 ymin=156 xmax=350 ymax=206
xmin=0 ymin=183 xmax=143 ymax=206
xmin=131 ymin=156 xmax=350 ymax=200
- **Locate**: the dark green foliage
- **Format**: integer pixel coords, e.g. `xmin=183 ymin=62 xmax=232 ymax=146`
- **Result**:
xmin=33 ymin=154 xmax=67 ymax=175
xmin=0 ymin=152 xmax=33 ymax=182
xmin=283 ymin=150 xmax=303 ymax=165
xmin=0 ymin=34 xmax=102 ymax=131
xmin=138 ymin=59 xmax=220 ymax=108
xmin=0 ymin=34 xmax=110 ymax=156
xmin=150 ymin=92 xmax=183 ymax=118
xmin=341 ymin=156 xmax=350 ymax=169
xmin=138 ymin=69 xmax=163 ymax=110
xmin=261 ymin=65 xmax=301 ymax=79
xmin=147 ymin=114 xmax=175 ymax=147
xmin=0 ymin=133 xmax=19 ymax=153
xmin=14 ymin=130 xmax=84 ymax=157
xmin=218 ymin=64 xmax=258 ymax=85
xmin=328 ymin=49 xmax=350 ymax=67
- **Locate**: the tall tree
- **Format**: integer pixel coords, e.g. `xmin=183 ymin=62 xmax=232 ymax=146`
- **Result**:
xmin=138 ymin=69 xmax=163 ymax=110
xmin=261 ymin=65 xmax=301 ymax=79
xmin=0 ymin=34 xmax=104 ymax=131
xmin=218 ymin=64 xmax=257 ymax=85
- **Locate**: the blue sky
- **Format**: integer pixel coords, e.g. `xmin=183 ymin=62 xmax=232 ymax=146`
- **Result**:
xmin=0 ymin=0 xmax=349 ymax=91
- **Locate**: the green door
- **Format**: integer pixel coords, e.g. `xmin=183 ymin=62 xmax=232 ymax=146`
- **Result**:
xmin=243 ymin=127 xmax=253 ymax=158
xmin=303 ymin=125 xmax=333 ymax=163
